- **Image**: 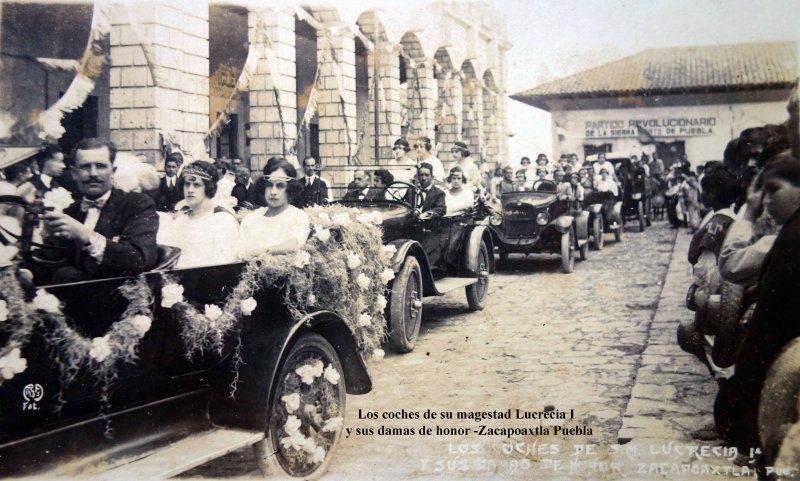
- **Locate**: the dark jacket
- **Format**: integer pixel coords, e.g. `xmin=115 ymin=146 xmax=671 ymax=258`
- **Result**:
xmin=405 ymin=185 xmax=447 ymax=217
xmin=298 ymin=176 xmax=329 ymax=207
xmin=343 ymin=187 xmax=370 ymax=201
xmin=55 ymin=189 xmax=160 ymax=279
xmin=154 ymin=176 xmax=183 ymax=212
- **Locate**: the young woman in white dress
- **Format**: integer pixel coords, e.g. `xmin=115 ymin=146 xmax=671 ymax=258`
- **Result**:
xmin=444 ymin=166 xmax=476 ymax=216
xmin=157 ymin=161 xmax=241 ymax=268
xmin=239 ymin=158 xmax=310 ymax=258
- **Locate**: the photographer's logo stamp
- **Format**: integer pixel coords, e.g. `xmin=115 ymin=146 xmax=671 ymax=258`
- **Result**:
xmin=22 ymin=383 xmax=43 ymax=411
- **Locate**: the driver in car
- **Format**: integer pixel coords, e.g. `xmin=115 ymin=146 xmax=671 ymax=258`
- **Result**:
xmin=38 ymin=138 xmax=159 ymax=283
xmin=405 ymin=162 xmax=446 ymax=220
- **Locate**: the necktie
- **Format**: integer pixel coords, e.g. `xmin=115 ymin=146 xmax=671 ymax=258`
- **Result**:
xmin=80 ymin=197 xmax=107 ymax=212
xmin=419 ymin=190 xmax=426 ymax=208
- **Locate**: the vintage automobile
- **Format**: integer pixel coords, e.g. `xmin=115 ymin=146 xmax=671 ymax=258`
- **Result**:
xmin=605 ymin=153 xmax=651 ymax=232
xmin=488 ymin=180 xmax=590 ymax=273
xmin=0 ymin=193 xmax=371 ymax=479
xmin=334 ymin=178 xmax=494 ymax=354
xmin=583 ymin=153 xmax=626 ymax=245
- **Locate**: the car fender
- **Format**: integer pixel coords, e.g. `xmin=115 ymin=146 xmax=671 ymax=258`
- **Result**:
xmin=463 ymin=225 xmax=495 ymax=276
xmin=209 ymin=310 xmax=371 ymax=430
xmin=387 ymin=239 xmax=437 ymax=297
xmin=575 ymin=210 xmax=590 ymax=241
xmin=551 ymin=215 xmax=573 ymax=234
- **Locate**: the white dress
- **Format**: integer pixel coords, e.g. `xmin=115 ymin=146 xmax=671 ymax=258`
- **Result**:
xmin=445 ymin=187 xmax=475 ymax=216
xmin=239 ymin=206 xmax=311 ymax=258
xmin=158 ymin=210 xmax=241 ymax=269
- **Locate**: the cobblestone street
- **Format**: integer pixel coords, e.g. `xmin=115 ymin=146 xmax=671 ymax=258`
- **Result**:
xmin=186 ymin=221 xmax=740 ymax=480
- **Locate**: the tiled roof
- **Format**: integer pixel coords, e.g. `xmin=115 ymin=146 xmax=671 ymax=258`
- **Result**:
xmin=512 ymin=41 xmax=798 ymax=109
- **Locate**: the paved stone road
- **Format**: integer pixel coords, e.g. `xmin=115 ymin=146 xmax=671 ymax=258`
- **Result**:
xmin=183 ymin=222 xmax=739 ymax=480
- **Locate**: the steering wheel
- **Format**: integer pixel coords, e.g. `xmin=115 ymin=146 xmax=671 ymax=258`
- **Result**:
xmin=383 ymin=181 xmax=418 ymax=205
xmin=0 ymin=195 xmax=68 ymax=268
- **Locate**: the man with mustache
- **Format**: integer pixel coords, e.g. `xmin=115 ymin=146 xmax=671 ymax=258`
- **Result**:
xmin=40 ymin=138 xmax=159 ymax=283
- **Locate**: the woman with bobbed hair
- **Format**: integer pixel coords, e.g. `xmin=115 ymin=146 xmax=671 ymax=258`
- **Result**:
xmin=239 ymin=158 xmax=310 ymax=257
xmin=445 ymin=166 xmax=475 ymax=216
xmin=158 ymin=160 xmax=241 ymax=268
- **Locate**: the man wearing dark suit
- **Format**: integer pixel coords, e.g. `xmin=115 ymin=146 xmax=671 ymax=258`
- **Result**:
xmin=18 ymin=144 xmax=68 ymax=202
xmin=298 ymin=156 xmax=329 ymax=207
xmin=154 ymin=152 xmax=184 ymax=212
xmin=343 ymin=170 xmax=371 ymax=201
xmin=405 ymin=162 xmax=446 ymax=219
xmin=41 ymin=138 xmax=159 ymax=283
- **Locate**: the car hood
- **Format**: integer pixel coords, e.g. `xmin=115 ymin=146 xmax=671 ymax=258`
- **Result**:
xmin=501 ymin=192 xmax=556 ymax=208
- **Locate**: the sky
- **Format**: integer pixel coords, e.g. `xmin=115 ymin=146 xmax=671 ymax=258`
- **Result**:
xmin=493 ymin=0 xmax=800 ymax=163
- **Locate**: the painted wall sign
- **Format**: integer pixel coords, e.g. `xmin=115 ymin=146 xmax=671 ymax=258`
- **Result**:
xmin=584 ymin=117 xmax=717 ymax=138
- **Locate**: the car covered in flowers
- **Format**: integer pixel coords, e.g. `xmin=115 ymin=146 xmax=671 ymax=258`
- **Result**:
xmin=334 ymin=177 xmax=494 ymax=354
xmin=0 ymin=192 xmax=385 ymax=479
xmin=488 ymin=180 xmax=590 ymax=273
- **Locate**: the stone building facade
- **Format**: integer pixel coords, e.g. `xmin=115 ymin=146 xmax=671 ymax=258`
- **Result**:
xmin=0 ymin=1 xmax=510 ymax=187
xmin=512 ymin=42 xmax=797 ymax=168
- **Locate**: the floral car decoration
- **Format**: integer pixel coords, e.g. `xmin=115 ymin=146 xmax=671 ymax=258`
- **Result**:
xmin=0 ymin=204 xmax=389 ymax=467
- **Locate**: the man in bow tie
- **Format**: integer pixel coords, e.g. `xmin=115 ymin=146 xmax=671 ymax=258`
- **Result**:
xmin=40 ymin=138 xmax=159 ymax=283
xmin=154 ymin=152 xmax=184 ymax=212
xmin=405 ymin=162 xmax=446 ymax=220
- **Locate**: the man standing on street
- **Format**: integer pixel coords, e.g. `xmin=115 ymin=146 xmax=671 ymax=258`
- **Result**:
xmin=155 ymin=152 xmax=184 ymax=212
xmin=40 ymin=138 xmax=159 ymax=283
xmin=299 ymin=156 xmax=329 ymax=207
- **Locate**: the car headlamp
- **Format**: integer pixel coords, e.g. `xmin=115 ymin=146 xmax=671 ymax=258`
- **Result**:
xmin=536 ymin=212 xmax=549 ymax=225
xmin=490 ymin=215 xmax=503 ymax=226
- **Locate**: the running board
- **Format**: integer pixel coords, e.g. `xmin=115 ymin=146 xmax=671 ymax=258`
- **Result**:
xmin=434 ymin=277 xmax=477 ymax=294
xmin=93 ymin=428 xmax=265 ymax=480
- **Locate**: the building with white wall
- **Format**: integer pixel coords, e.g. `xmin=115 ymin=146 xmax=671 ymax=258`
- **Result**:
xmin=512 ymin=42 xmax=797 ymax=167
xmin=0 ymin=1 xmax=510 ymax=187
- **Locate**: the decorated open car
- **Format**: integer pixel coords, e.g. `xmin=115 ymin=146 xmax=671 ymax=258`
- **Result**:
xmin=584 ymin=153 xmax=626 ymax=246
xmin=334 ymin=175 xmax=494 ymax=354
xmin=0 ymin=193 xmax=385 ymax=479
xmin=601 ymin=152 xmax=651 ymax=232
xmin=488 ymin=180 xmax=590 ymax=273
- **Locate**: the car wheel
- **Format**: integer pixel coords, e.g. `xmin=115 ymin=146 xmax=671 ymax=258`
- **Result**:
xmin=561 ymin=227 xmax=575 ymax=273
xmin=592 ymin=216 xmax=604 ymax=250
xmin=645 ymin=198 xmax=652 ymax=227
xmin=256 ymin=332 xmax=346 ymax=479
xmin=637 ymin=200 xmax=645 ymax=232
xmin=388 ymin=257 xmax=423 ymax=353
xmin=466 ymin=241 xmax=490 ymax=310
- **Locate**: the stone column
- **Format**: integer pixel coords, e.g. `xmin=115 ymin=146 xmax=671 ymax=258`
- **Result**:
xmin=436 ymin=71 xmax=462 ymax=166
xmin=461 ymin=78 xmax=484 ymax=162
xmin=109 ymin=1 xmax=209 ymax=165
xmin=317 ymin=29 xmax=357 ymax=187
xmin=247 ymin=8 xmax=297 ymax=172
xmin=482 ymin=86 xmax=499 ymax=167
xmin=366 ymin=42 xmax=401 ymax=164
xmin=405 ymin=60 xmax=436 ymax=141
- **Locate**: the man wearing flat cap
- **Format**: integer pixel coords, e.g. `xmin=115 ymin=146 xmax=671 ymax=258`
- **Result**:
xmin=450 ymin=141 xmax=481 ymax=190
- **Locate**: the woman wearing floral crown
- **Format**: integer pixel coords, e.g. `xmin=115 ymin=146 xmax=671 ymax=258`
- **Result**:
xmin=157 ymin=161 xmax=241 ymax=268
xmin=239 ymin=158 xmax=310 ymax=258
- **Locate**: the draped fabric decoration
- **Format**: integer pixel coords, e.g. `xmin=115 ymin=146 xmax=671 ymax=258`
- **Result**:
xmin=434 ymin=71 xmax=454 ymax=131
xmin=35 ymin=58 xmax=81 ymax=72
xmin=296 ymin=8 xmax=355 ymax=163
xmin=252 ymin=11 xmax=291 ymax=157
xmin=122 ymin=5 xmax=168 ymax=88
xmin=293 ymin=58 xmax=321 ymax=156
xmin=399 ymin=52 xmax=424 ymax=136
xmin=33 ymin=1 xmax=111 ymax=142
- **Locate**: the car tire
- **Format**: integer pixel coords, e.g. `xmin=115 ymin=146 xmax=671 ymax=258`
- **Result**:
xmin=592 ymin=215 xmax=604 ymax=250
xmin=637 ymin=200 xmax=645 ymax=232
xmin=561 ymin=227 xmax=575 ymax=273
xmin=498 ymin=250 xmax=508 ymax=267
xmin=466 ymin=241 xmax=490 ymax=310
xmin=255 ymin=332 xmax=346 ymax=479
xmin=615 ymin=225 xmax=622 ymax=242
xmin=645 ymin=198 xmax=652 ymax=227
xmin=388 ymin=257 xmax=423 ymax=353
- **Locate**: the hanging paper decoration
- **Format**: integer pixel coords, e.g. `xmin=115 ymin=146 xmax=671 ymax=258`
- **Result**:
xmin=33 ymin=1 xmax=111 ymax=142
xmin=35 ymin=58 xmax=81 ymax=72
